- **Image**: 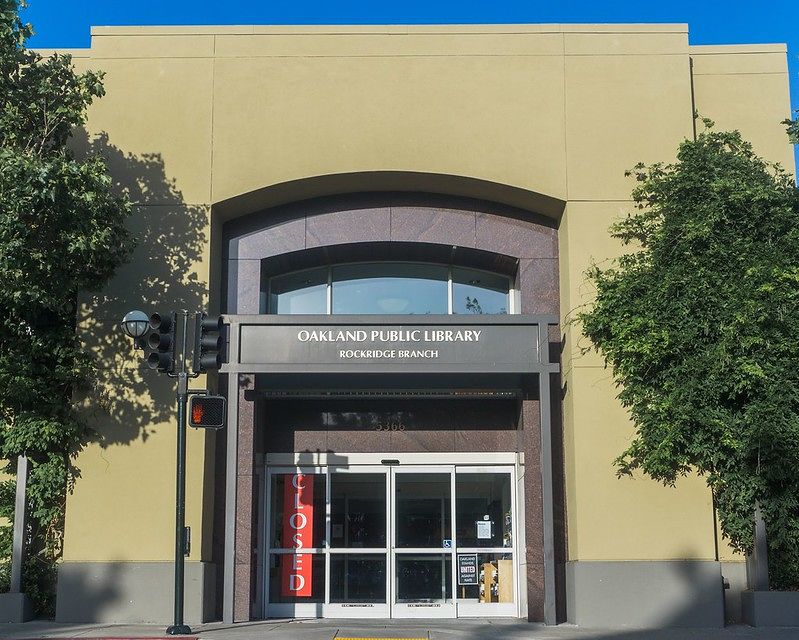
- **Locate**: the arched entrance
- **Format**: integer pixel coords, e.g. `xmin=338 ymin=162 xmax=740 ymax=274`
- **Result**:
xmin=213 ymin=191 xmax=565 ymax=624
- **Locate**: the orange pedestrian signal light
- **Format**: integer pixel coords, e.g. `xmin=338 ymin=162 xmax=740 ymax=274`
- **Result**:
xmin=188 ymin=395 xmax=226 ymax=429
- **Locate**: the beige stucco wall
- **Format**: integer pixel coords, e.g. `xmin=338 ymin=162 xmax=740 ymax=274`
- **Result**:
xmin=691 ymin=44 xmax=794 ymax=171
xmin=52 ymin=25 xmax=794 ymax=569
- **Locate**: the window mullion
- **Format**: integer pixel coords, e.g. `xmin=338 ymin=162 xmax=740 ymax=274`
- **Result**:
xmin=327 ymin=267 xmax=333 ymax=315
xmin=447 ymin=266 xmax=453 ymax=315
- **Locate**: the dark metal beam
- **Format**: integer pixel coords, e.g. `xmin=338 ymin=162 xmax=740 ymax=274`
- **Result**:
xmin=10 ymin=455 xmax=28 ymax=594
xmin=538 ymin=319 xmax=557 ymax=625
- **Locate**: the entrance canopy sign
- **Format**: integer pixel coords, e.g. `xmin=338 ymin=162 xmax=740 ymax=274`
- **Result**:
xmin=229 ymin=315 xmax=555 ymax=375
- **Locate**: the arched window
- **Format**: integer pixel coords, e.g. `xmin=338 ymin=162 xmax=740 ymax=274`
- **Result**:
xmin=267 ymin=262 xmax=513 ymax=315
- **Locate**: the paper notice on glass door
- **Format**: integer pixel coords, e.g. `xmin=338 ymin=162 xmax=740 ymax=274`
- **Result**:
xmin=476 ymin=520 xmax=492 ymax=540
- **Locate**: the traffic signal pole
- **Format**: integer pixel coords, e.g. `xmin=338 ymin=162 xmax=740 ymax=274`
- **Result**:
xmin=167 ymin=312 xmax=194 ymax=635
xmin=122 ymin=308 xmax=223 ymax=634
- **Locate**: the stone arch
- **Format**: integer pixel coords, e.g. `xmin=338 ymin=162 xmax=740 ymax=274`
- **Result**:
xmin=211 ymin=180 xmax=566 ymax=624
xmin=212 ymin=171 xmax=566 ymax=222
xmin=220 ymin=190 xmax=560 ymax=317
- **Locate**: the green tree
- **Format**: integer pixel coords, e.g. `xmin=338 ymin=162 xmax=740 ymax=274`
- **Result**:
xmin=784 ymin=112 xmax=798 ymax=144
xmin=578 ymin=119 xmax=799 ymax=589
xmin=0 ymin=1 xmax=132 ymax=613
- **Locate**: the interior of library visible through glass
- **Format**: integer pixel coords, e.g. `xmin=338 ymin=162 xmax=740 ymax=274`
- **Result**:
xmin=264 ymin=465 xmax=519 ymax=618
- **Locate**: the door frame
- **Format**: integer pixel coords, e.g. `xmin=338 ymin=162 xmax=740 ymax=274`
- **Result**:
xmin=454 ymin=465 xmax=519 ymax=617
xmin=263 ymin=465 xmax=326 ymax=619
xmin=261 ymin=454 xmax=522 ymax=619
xmin=325 ymin=465 xmax=391 ymax=619
xmin=389 ymin=465 xmax=457 ymax=618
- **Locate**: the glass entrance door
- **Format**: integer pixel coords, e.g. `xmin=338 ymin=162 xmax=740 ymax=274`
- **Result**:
xmin=263 ymin=462 xmax=518 ymax=619
xmin=454 ymin=466 xmax=517 ymax=617
xmin=390 ymin=467 xmax=456 ymax=618
xmin=265 ymin=466 xmax=327 ymax=618
xmin=326 ymin=467 xmax=390 ymax=618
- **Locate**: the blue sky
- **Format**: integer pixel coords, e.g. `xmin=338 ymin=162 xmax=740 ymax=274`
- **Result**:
xmin=23 ymin=0 xmax=798 ymax=167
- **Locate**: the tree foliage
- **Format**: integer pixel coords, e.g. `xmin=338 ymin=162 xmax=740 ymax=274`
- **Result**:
xmin=578 ymin=119 xmax=799 ymax=589
xmin=0 ymin=1 xmax=132 ymax=613
xmin=784 ymin=112 xmax=798 ymax=145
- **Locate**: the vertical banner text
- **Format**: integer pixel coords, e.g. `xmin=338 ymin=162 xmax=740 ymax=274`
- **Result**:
xmin=280 ymin=473 xmax=314 ymax=597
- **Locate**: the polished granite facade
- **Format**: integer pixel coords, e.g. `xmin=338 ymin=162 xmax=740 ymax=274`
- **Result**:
xmin=220 ymin=194 xmax=563 ymax=622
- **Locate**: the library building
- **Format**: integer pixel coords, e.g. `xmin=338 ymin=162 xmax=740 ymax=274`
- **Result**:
xmin=45 ymin=23 xmax=794 ymax=629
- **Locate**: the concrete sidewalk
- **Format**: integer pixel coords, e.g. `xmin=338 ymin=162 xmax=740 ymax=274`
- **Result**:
xmin=0 ymin=620 xmax=798 ymax=640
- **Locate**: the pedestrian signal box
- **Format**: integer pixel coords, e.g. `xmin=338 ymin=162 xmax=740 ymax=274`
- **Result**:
xmin=188 ymin=395 xmax=226 ymax=429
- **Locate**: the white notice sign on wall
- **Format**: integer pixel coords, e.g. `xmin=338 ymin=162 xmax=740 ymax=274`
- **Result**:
xmin=476 ymin=520 xmax=492 ymax=540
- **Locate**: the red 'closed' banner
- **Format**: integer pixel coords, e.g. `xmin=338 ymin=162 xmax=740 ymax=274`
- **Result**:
xmin=280 ymin=473 xmax=314 ymax=597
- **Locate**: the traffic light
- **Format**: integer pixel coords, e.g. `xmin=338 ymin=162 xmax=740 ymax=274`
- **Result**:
xmin=147 ymin=311 xmax=176 ymax=373
xmin=192 ymin=313 xmax=223 ymax=373
xmin=188 ymin=395 xmax=226 ymax=429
